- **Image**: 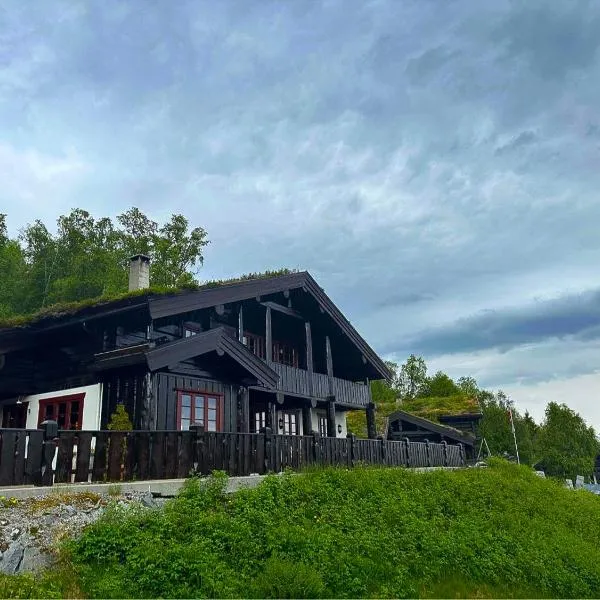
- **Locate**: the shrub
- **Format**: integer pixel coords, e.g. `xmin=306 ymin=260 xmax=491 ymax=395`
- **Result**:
xmin=62 ymin=463 xmax=600 ymax=598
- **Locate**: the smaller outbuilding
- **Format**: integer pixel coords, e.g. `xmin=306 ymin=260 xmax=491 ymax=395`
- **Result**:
xmin=387 ymin=410 xmax=478 ymax=459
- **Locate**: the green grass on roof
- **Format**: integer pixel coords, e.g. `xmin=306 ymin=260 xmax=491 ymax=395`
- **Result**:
xmin=401 ymin=394 xmax=481 ymax=421
xmin=0 ymin=268 xmax=298 ymax=330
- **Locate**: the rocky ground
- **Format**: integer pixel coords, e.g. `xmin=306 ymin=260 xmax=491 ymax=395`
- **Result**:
xmin=0 ymin=490 xmax=166 ymax=575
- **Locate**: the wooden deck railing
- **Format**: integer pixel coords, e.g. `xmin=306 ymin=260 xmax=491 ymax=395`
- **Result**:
xmin=0 ymin=427 xmax=466 ymax=487
xmin=270 ymin=363 xmax=370 ymax=406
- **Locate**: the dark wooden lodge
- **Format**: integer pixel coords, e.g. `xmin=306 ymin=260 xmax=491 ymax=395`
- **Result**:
xmin=0 ymin=258 xmax=390 ymax=439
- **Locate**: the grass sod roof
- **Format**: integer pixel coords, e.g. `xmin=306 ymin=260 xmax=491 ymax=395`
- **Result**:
xmin=0 ymin=268 xmax=297 ymax=330
xmin=400 ymin=394 xmax=481 ymax=422
xmin=347 ymin=393 xmax=482 ymax=438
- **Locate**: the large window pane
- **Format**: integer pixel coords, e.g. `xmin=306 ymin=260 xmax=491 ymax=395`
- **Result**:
xmin=181 ymin=405 xmax=191 ymax=420
xmin=208 ymin=397 xmax=217 ymax=409
xmin=181 ymin=394 xmax=191 ymax=408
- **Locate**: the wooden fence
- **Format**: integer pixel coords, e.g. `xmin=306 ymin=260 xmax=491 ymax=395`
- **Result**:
xmin=0 ymin=427 xmax=466 ymax=487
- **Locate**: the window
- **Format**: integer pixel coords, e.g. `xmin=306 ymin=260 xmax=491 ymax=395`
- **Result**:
xmin=38 ymin=393 xmax=85 ymax=430
xmin=281 ymin=412 xmax=298 ymax=435
xmin=177 ymin=391 xmax=222 ymax=432
xmin=184 ymin=328 xmax=197 ymax=338
xmin=318 ymin=416 xmax=328 ymax=437
xmin=254 ymin=411 xmax=266 ymax=433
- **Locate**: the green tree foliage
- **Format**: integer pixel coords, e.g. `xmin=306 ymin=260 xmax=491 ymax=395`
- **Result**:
xmin=0 ymin=214 xmax=27 ymax=319
xmin=0 ymin=208 xmax=209 ymax=319
xmin=420 ymin=370 xmax=461 ymax=397
xmin=535 ymin=402 xmax=599 ymax=479
xmin=397 ymin=354 xmax=428 ymax=399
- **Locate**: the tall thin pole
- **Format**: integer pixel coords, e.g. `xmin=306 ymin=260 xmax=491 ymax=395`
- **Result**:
xmin=508 ymin=399 xmax=520 ymax=465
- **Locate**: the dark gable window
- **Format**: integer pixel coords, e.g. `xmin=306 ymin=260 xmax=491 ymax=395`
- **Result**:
xmin=38 ymin=393 xmax=85 ymax=430
xmin=244 ymin=332 xmax=266 ymax=360
xmin=177 ymin=391 xmax=223 ymax=432
xmin=244 ymin=331 xmax=298 ymax=368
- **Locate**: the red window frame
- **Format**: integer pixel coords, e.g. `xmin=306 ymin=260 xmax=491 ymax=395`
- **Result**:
xmin=176 ymin=390 xmax=224 ymax=432
xmin=37 ymin=393 xmax=85 ymax=430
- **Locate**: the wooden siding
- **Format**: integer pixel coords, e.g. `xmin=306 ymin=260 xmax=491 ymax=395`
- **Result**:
xmin=270 ymin=363 xmax=369 ymax=407
xmin=154 ymin=373 xmax=237 ymax=432
xmin=101 ymin=369 xmax=148 ymax=429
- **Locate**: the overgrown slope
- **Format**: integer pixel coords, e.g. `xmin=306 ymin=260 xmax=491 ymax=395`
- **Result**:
xmin=30 ymin=462 xmax=600 ymax=598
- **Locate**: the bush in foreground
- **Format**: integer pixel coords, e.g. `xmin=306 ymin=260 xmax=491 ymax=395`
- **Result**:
xmin=50 ymin=461 xmax=600 ymax=598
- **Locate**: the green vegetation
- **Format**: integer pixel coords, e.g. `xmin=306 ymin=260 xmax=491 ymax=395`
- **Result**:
xmin=4 ymin=462 xmax=598 ymax=598
xmin=401 ymin=394 xmax=479 ymax=421
xmin=348 ymin=355 xmax=599 ymax=480
xmin=107 ymin=405 xmax=133 ymax=431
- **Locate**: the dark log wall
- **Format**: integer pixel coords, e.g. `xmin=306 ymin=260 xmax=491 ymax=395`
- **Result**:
xmin=154 ymin=372 xmax=238 ymax=432
xmin=100 ymin=368 xmax=148 ymax=429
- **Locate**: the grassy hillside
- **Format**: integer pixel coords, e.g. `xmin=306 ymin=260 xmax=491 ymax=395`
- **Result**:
xmin=6 ymin=460 xmax=599 ymax=598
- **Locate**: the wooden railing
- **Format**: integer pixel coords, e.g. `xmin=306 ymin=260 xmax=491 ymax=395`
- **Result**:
xmin=270 ymin=363 xmax=370 ymax=407
xmin=0 ymin=427 xmax=466 ymax=487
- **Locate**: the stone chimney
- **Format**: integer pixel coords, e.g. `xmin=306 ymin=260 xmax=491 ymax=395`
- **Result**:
xmin=128 ymin=254 xmax=150 ymax=291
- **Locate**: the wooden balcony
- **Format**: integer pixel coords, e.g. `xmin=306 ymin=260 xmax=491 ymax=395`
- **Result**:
xmin=269 ymin=363 xmax=370 ymax=407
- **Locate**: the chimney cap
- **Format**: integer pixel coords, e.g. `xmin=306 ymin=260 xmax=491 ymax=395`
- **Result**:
xmin=130 ymin=254 xmax=150 ymax=263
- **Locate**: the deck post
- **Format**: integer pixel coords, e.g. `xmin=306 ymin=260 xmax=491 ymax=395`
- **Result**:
xmin=404 ymin=437 xmax=411 ymax=468
xmin=239 ymin=388 xmax=250 ymax=433
xmin=265 ymin=400 xmax=276 ymax=430
xmin=425 ymin=439 xmax=432 ymax=467
xmin=326 ymin=396 xmax=336 ymax=438
xmin=347 ymin=433 xmax=357 ymax=467
xmin=442 ymin=440 xmax=448 ymax=467
xmin=305 ymin=322 xmax=314 ymax=397
xmin=39 ymin=420 xmax=58 ymax=487
xmin=378 ymin=435 xmax=387 ymax=464
xmin=325 ymin=335 xmax=334 ymax=397
xmin=312 ymin=430 xmax=322 ymax=463
xmin=366 ymin=402 xmax=377 ymax=439
xmin=263 ymin=427 xmax=273 ymax=473
xmin=265 ymin=305 xmax=272 ymax=365
xmin=302 ymin=404 xmax=313 ymax=437
xmin=238 ymin=304 xmax=244 ymax=343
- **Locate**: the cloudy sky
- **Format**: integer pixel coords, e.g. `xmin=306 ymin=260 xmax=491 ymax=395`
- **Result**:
xmin=1 ymin=1 xmax=600 ymax=428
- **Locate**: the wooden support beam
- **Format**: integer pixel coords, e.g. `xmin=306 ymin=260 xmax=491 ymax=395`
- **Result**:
xmin=266 ymin=400 xmax=276 ymax=431
xmin=239 ymin=388 xmax=250 ymax=433
xmin=265 ymin=305 xmax=272 ymax=365
xmin=302 ymin=405 xmax=313 ymax=436
xmin=305 ymin=323 xmax=313 ymax=372
xmin=366 ymin=402 xmax=377 ymax=439
xmin=327 ymin=396 xmax=337 ymax=438
xmin=325 ymin=335 xmax=334 ymax=396
xmin=260 ymin=301 xmax=303 ymax=320
xmin=238 ymin=305 xmax=244 ymax=343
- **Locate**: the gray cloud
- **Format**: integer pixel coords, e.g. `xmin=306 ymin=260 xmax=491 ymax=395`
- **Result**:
xmin=1 ymin=1 xmax=600 ymax=426
xmin=387 ymin=289 xmax=600 ymax=357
